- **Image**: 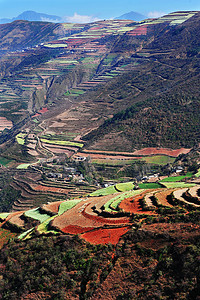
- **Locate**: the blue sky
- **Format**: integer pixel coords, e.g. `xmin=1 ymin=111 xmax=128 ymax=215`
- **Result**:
xmin=0 ymin=0 xmax=199 ymax=21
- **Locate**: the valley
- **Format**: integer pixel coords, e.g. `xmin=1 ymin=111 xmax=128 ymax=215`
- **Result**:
xmin=0 ymin=10 xmax=199 ymax=299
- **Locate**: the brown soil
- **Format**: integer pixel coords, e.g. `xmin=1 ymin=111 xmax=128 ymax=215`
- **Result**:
xmin=154 ymin=189 xmax=174 ymax=207
xmin=7 ymin=212 xmax=25 ymax=228
xmin=29 ymin=184 xmax=70 ymax=194
xmin=41 ymin=201 xmax=63 ymax=214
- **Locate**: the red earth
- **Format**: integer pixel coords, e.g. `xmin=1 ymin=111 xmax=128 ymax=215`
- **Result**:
xmin=81 ymin=226 xmax=130 ymax=245
xmin=82 ymin=147 xmax=191 ymax=157
xmin=119 ymin=193 xmax=156 ymax=215
xmin=132 ymin=147 xmax=191 ymax=157
xmin=61 ymin=225 xmax=95 ymax=234
xmin=39 ymin=107 xmax=48 ymax=114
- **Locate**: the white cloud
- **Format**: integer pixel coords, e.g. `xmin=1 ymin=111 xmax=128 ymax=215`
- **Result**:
xmin=41 ymin=17 xmax=60 ymax=23
xmin=63 ymin=12 xmax=100 ymax=24
xmin=147 ymin=11 xmax=166 ymax=18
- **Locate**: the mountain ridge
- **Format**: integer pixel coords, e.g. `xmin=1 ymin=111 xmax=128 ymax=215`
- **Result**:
xmin=0 ymin=10 xmax=62 ymax=24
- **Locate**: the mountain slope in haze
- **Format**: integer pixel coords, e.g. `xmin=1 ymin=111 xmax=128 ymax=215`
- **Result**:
xmin=0 ymin=20 xmax=86 ymax=51
xmin=115 ymin=11 xmax=147 ymax=21
xmin=0 ymin=10 xmax=62 ymax=24
xmin=83 ymin=12 xmax=200 ymax=151
xmin=0 ymin=11 xmax=199 ymax=151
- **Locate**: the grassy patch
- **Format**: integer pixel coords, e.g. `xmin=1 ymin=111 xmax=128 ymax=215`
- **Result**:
xmin=58 ymin=199 xmax=82 ymax=215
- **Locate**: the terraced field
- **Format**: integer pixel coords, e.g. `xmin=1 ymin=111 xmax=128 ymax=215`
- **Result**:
xmin=0 ymin=182 xmax=199 ymax=246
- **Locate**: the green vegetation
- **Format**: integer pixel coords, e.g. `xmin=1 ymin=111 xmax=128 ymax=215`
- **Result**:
xmin=58 ymin=199 xmax=82 ymax=215
xmin=16 ymin=163 xmax=31 ymax=169
xmin=16 ymin=133 xmax=26 ymax=145
xmin=37 ymin=216 xmax=58 ymax=234
xmin=195 ymin=168 xmax=200 ymax=177
xmin=40 ymin=138 xmax=84 ymax=148
xmin=24 ymin=208 xmax=51 ymax=223
xmin=115 ymin=182 xmax=134 ymax=192
xmin=160 ymin=182 xmax=196 ymax=188
xmin=110 ymin=189 xmax=144 ymax=210
xmin=138 ymin=183 xmax=162 ymax=189
xmin=0 ymin=235 xmax=114 ymax=299
xmin=89 ymin=185 xmax=118 ymax=197
xmin=0 ymin=177 xmax=21 ymax=212
xmin=0 ymin=157 xmax=13 ymax=166
xmin=142 ymin=155 xmax=175 ymax=165
xmin=18 ymin=228 xmax=34 ymax=240
xmin=160 ymin=175 xmax=189 ymax=182
xmin=105 ymin=189 xmax=144 ymax=212
xmin=0 ymin=212 xmax=9 ymax=220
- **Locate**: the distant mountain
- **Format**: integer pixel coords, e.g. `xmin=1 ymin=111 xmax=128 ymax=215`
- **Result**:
xmin=0 ymin=10 xmax=62 ymax=24
xmin=115 ymin=11 xmax=147 ymax=21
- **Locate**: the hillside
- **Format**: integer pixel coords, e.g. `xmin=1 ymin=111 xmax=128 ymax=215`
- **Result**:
xmin=0 ymin=179 xmax=200 ymax=299
xmin=0 ymin=11 xmax=199 ymax=299
xmin=83 ymin=12 xmax=200 ymax=150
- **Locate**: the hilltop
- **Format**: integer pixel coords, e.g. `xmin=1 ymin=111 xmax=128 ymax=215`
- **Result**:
xmin=115 ymin=11 xmax=147 ymax=21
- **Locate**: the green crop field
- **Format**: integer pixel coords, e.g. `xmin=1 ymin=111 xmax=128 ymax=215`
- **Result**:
xmin=160 ymin=175 xmax=189 ymax=182
xmin=58 ymin=199 xmax=82 ymax=215
xmin=24 ymin=208 xmax=51 ymax=223
xmin=16 ymin=133 xmax=26 ymax=145
xmin=18 ymin=228 xmax=34 ymax=240
xmin=195 ymin=169 xmax=200 ymax=177
xmin=16 ymin=163 xmax=31 ymax=169
xmin=16 ymin=162 xmax=34 ymax=169
xmin=142 ymin=155 xmax=175 ymax=165
xmin=40 ymin=138 xmax=84 ymax=148
xmin=138 ymin=183 xmax=162 ymax=189
xmin=0 ymin=213 xmax=10 ymax=220
xmin=37 ymin=215 xmax=58 ymax=234
xmin=160 ymin=182 xmax=196 ymax=189
xmin=0 ymin=157 xmax=13 ymax=166
xmin=109 ymin=189 xmax=145 ymax=211
xmin=115 ymin=182 xmax=134 ymax=192
xmin=92 ymin=159 xmax=137 ymax=166
xmin=44 ymin=44 xmax=68 ymax=48
xmin=90 ymin=185 xmax=118 ymax=197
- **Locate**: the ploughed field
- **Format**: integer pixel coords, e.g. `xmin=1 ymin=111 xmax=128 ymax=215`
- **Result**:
xmin=0 ymin=180 xmax=199 ymax=247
